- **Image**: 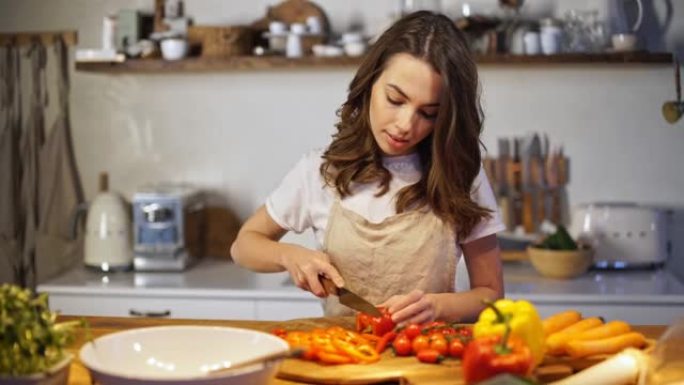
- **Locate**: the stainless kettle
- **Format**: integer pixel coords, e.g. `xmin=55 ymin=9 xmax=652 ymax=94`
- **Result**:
xmin=73 ymin=173 xmax=133 ymax=271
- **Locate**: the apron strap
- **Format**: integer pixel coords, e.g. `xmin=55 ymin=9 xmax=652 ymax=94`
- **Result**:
xmin=1 ymin=40 xmax=20 ymax=128
xmin=26 ymin=37 xmax=48 ymax=111
xmin=1 ymin=41 xmax=10 ymax=111
xmin=53 ymin=35 xmax=69 ymax=112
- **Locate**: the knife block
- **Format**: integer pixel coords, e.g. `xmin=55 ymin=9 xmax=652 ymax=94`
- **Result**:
xmin=483 ymin=155 xmax=570 ymax=233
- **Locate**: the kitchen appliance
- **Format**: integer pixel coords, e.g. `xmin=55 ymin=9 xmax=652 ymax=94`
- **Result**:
xmin=132 ymin=183 xmax=204 ymax=271
xmin=79 ymin=173 xmax=134 ymax=271
xmin=569 ymin=202 xmax=670 ymax=269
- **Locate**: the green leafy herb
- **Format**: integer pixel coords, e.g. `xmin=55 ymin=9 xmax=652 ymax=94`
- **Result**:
xmin=0 ymin=284 xmax=84 ymax=375
xmin=537 ymin=225 xmax=578 ymax=251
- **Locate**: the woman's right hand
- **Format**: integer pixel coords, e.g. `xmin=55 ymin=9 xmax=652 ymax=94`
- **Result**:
xmin=281 ymin=245 xmax=345 ymax=298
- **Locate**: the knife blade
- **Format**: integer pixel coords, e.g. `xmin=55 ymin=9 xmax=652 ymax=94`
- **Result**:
xmin=319 ymin=276 xmax=382 ymax=317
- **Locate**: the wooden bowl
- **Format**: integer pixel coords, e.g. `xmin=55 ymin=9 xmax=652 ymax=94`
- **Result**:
xmin=527 ymin=246 xmax=594 ymax=279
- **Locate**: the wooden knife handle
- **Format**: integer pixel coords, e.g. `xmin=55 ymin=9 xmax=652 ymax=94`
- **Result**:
xmin=522 ymin=191 xmax=535 ymax=233
xmin=319 ymin=276 xmax=338 ymax=296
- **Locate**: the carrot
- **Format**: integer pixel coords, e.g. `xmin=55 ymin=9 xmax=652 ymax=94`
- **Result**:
xmin=546 ymin=317 xmax=604 ymax=355
xmin=565 ymin=331 xmax=646 ymax=358
xmin=556 ymin=316 xmax=604 ymax=335
xmin=542 ymin=310 xmax=582 ymax=336
xmin=570 ymin=320 xmax=631 ymax=342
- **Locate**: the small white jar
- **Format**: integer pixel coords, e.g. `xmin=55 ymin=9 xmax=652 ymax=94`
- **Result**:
xmin=540 ymin=18 xmax=562 ymax=55
xmin=286 ymin=23 xmax=306 ymax=58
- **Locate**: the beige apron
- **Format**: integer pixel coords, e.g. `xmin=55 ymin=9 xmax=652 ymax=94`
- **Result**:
xmin=323 ymin=199 xmax=457 ymax=316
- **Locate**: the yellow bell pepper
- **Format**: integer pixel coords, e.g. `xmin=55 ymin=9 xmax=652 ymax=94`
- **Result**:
xmin=473 ymin=299 xmax=546 ymax=368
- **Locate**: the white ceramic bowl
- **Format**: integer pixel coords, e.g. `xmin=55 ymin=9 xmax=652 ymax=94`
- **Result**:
xmin=612 ymin=33 xmax=637 ymax=52
xmin=79 ymin=326 xmax=289 ymax=385
xmin=160 ymin=38 xmax=188 ymax=61
xmin=344 ymin=42 xmax=366 ymax=57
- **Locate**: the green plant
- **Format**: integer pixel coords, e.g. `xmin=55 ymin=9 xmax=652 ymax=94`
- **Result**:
xmin=0 ymin=284 xmax=83 ymax=375
xmin=536 ymin=225 xmax=578 ymax=251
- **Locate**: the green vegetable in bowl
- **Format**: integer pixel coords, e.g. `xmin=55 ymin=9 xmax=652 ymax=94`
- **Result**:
xmin=0 ymin=284 xmax=84 ymax=376
xmin=537 ymin=225 xmax=578 ymax=251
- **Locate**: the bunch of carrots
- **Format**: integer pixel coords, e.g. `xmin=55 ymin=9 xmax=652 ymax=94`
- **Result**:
xmin=542 ymin=310 xmax=647 ymax=358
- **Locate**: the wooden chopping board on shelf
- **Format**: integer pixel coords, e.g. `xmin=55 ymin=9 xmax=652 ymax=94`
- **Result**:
xmin=251 ymin=0 xmax=331 ymax=35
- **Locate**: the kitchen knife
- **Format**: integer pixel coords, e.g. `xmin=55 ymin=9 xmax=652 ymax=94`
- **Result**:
xmin=319 ymin=276 xmax=382 ymax=317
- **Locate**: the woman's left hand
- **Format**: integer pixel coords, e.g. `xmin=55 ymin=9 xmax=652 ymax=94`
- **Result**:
xmin=379 ymin=289 xmax=437 ymax=327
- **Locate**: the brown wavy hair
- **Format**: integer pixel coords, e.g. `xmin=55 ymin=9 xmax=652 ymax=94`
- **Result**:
xmin=320 ymin=11 xmax=491 ymax=241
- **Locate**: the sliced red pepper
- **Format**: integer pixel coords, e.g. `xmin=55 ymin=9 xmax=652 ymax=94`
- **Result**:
xmin=318 ymin=351 xmax=354 ymax=365
xmin=331 ymin=338 xmax=380 ymax=363
xmin=375 ymin=331 xmax=397 ymax=353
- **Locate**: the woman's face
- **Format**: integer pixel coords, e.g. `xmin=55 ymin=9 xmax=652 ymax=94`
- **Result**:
xmin=369 ymin=53 xmax=443 ymax=157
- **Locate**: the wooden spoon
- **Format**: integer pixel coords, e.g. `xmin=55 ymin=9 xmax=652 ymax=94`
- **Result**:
xmin=208 ymin=348 xmax=302 ymax=376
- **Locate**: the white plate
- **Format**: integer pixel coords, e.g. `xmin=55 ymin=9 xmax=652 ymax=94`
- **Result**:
xmin=79 ymin=326 xmax=289 ymax=385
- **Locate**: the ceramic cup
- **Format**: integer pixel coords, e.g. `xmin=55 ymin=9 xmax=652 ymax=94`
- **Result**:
xmin=269 ymin=21 xmax=287 ymax=35
xmin=612 ymin=33 xmax=637 ymax=52
xmin=344 ymin=41 xmax=366 ymax=57
xmin=160 ymin=38 xmax=188 ymax=61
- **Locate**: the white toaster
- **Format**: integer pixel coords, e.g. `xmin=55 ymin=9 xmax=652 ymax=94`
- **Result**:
xmin=569 ymin=202 xmax=671 ymax=269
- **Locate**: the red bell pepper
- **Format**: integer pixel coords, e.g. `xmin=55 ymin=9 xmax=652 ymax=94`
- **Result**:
xmin=461 ymin=333 xmax=533 ymax=384
xmin=355 ymin=307 xmax=395 ymax=337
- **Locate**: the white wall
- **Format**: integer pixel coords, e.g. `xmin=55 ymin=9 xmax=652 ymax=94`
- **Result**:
xmin=2 ymin=1 xmax=683 ymax=272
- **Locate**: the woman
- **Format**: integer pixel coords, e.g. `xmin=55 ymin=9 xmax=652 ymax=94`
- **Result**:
xmin=231 ymin=11 xmax=505 ymax=325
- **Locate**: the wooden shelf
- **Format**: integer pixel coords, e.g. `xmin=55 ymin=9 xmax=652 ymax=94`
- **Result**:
xmin=75 ymin=51 xmax=673 ymax=73
xmin=476 ymin=51 xmax=673 ymax=65
xmin=0 ymin=30 xmax=78 ymax=46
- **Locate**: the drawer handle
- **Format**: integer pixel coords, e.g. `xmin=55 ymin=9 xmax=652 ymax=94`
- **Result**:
xmin=129 ymin=309 xmax=171 ymax=318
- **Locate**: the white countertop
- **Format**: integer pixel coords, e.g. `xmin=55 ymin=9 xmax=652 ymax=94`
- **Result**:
xmin=38 ymin=258 xmax=312 ymax=300
xmin=38 ymin=257 xmax=684 ymax=305
xmin=504 ymin=262 xmax=684 ymax=305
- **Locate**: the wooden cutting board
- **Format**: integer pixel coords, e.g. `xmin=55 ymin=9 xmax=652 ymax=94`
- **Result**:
xmin=277 ymin=352 xmax=581 ymax=385
xmin=279 ymin=354 xmax=462 ymax=385
xmin=274 ymin=318 xmax=655 ymax=385
xmin=273 ymin=317 xmax=572 ymax=385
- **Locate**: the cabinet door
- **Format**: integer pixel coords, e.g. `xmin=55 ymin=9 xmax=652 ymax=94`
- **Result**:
xmin=255 ymin=299 xmax=323 ymax=320
xmin=48 ymin=293 xmax=256 ymax=320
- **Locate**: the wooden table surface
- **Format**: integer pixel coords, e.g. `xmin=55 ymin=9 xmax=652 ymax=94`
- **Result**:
xmin=62 ymin=316 xmax=667 ymax=385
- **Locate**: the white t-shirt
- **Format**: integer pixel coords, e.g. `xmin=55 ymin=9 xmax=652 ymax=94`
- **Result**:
xmin=266 ymin=149 xmax=505 ymax=248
